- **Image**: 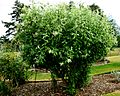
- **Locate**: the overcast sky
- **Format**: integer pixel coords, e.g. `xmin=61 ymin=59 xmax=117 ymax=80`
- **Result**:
xmin=0 ymin=0 xmax=120 ymax=36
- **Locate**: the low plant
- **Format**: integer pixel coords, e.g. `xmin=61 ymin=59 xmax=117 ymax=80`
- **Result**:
xmin=0 ymin=80 xmax=11 ymax=96
xmin=0 ymin=52 xmax=29 ymax=87
xmin=111 ymin=70 xmax=120 ymax=82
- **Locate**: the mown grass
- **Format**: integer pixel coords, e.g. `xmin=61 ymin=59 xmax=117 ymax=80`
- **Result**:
xmin=103 ymin=90 xmax=120 ymax=96
xmin=29 ymin=62 xmax=120 ymax=80
xmin=107 ymin=56 xmax=120 ymax=63
xmin=28 ymin=72 xmax=51 ymax=81
xmin=91 ymin=62 xmax=120 ymax=75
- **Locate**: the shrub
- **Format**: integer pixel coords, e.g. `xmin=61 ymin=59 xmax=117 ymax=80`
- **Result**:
xmin=0 ymin=52 xmax=29 ymax=87
xmin=0 ymin=80 xmax=11 ymax=96
xmin=16 ymin=3 xmax=116 ymax=95
xmin=111 ymin=71 xmax=120 ymax=82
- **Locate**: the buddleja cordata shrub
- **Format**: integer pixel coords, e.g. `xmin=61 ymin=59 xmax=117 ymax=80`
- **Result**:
xmin=16 ymin=4 xmax=116 ymax=95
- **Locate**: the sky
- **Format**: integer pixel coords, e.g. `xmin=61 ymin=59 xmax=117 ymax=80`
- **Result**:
xmin=0 ymin=0 xmax=120 ymax=36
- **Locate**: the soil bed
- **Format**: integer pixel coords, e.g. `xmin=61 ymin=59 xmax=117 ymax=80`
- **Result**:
xmin=12 ymin=74 xmax=120 ymax=96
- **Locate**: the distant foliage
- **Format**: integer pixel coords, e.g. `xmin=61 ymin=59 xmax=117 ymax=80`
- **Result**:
xmin=89 ymin=3 xmax=104 ymax=16
xmin=1 ymin=0 xmax=29 ymax=52
xmin=2 ymin=0 xmax=25 ymax=37
xmin=117 ymin=35 xmax=120 ymax=47
xmin=16 ymin=3 xmax=116 ymax=95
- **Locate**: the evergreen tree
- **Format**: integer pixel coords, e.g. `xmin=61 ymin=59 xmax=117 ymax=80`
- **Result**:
xmin=1 ymin=0 xmax=29 ymax=51
xmin=89 ymin=3 xmax=104 ymax=16
xmin=2 ymin=0 xmax=26 ymax=38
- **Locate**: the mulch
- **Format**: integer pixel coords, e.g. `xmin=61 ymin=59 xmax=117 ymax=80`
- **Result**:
xmin=11 ymin=74 xmax=120 ymax=96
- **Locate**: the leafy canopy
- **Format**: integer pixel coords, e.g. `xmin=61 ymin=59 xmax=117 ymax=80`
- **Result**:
xmin=16 ymin=3 xmax=116 ymax=95
xmin=17 ymin=4 xmax=116 ymax=65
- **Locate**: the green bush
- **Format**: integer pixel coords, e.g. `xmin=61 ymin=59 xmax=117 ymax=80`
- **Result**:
xmin=117 ymin=35 xmax=120 ymax=47
xmin=0 ymin=80 xmax=11 ymax=96
xmin=16 ymin=3 xmax=116 ymax=95
xmin=0 ymin=52 xmax=29 ymax=87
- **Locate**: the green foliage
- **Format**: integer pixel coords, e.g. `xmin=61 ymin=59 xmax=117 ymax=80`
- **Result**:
xmin=89 ymin=3 xmax=104 ymax=16
xmin=0 ymin=52 xmax=29 ymax=87
xmin=89 ymin=4 xmax=119 ymax=48
xmin=117 ymin=35 xmax=120 ymax=47
xmin=2 ymin=0 xmax=25 ymax=37
xmin=0 ymin=80 xmax=11 ymax=96
xmin=16 ymin=3 xmax=116 ymax=95
xmin=111 ymin=71 xmax=120 ymax=82
xmin=109 ymin=19 xmax=120 ymax=37
xmin=1 ymin=0 xmax=29 ymax=52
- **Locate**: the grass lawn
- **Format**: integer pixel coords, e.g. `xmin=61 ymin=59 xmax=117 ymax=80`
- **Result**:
xmin=91 ymin=62 xmax=120 ymax=75
xmin=103 ymin=90 xmax=120 ymax=96
xmin=28 ymin=72 xmax=51 ymax=81
xmin=107 ymin=56 xmax=120 ymax=63
xmin=29 ymin=62 xmax=120 ymax=80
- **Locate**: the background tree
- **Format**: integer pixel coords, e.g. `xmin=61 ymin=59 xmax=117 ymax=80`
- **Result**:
xmin=0 ymin=36 xmax=12 ymax=52
xmin=1 ymin=0 xmax=29 ymax=51
xmin=109 ymin=19 xmax=120 ymax=36
xmin=16 ymin=3 xmax=116 ymax=95
xmin=109 ymin=19 xmax=120 ymax=47
xmin=117 ymin=35 xmax=120 ymax=47
xmin=2 ymin=0 xmax=25 ymax=37
xmin=89 ymin=3 xmax=104 ymax=16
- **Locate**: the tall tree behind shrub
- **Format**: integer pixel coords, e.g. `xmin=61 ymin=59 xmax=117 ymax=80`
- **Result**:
xmin=117 ymin=35 xmax=120 ymax=47
xmin=16 ymin=3 xmax=116 ymax=95
xmin=1 ymin=0 xmax=29 ymax=52
xmin=2 ymin=0 xmax=25 ymax=37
